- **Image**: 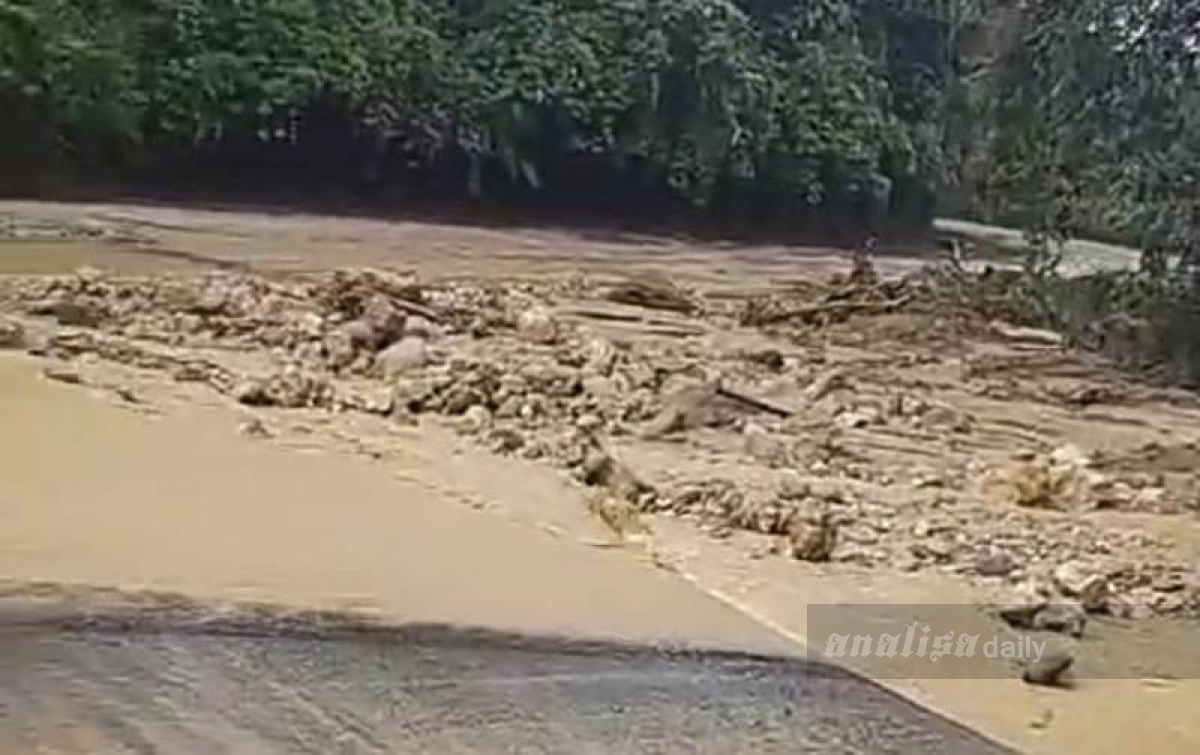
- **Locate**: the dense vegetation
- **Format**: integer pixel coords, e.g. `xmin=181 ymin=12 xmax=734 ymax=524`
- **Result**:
xmin=1 ymin=1 xmax=1197 ymax=363
xmin=0 ymin=0 xmax=1004 ymax=227
xmin=966 ymin=0 xmax=1200 ymax=381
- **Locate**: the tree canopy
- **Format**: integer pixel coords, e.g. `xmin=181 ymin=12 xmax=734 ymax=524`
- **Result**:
xmin=0 ymin=0 xmax=991 ymax=225
xmin=0 ymin=0 xmax=1195 ymax=247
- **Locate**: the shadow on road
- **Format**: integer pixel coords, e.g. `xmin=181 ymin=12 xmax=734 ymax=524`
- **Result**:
xmin=0 ymin=591 xmax=1008 ymax=753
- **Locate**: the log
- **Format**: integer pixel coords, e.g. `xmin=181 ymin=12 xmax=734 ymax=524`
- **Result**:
xmin=715 ymin=385 xmax=794 ymax=418
xmin=755 ymin=294 xmax=915 ymax=325
xmin=603 ymin=280 xmax=694 ymax=314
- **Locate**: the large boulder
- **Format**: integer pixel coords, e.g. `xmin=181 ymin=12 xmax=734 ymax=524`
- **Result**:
xmin=376 ymin=337 xmax=428 ymax=379
xmin=361 ymin=294 xmax=406 ymax=348
xmin=517 ymin=305 xmax=561 ymax=345
xmin=1054 ymin=561 xmax=1111 ymax=613
xmin=786 ymin=509 xmax=838 ymax=562
xmin=27 ymin=294 xmax=106 ymax=328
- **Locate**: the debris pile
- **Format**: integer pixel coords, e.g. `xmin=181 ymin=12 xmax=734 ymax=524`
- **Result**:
xmin=2 ymin=264 xmax=1197 ymax=619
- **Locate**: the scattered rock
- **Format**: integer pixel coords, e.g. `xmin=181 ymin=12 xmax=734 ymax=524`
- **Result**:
xmin=1028 ymin=708 xmax=1055 ymax=730
xmin=998 ymin=598 xmax=1048 ymax=630
xmin=487 ymin=427 xmax=526 ymax=454
xmin=375 ymin=337 xmax=429 ymax=378
xmin=786 ymin=509 xmax=837 ymax=562
xmin=232 ymin=379 xmax=270 ymax=406
xmin=239 ymin=417 xmax=272 ymax=439
xmin=836 ymin=406 xmax=882 ymax=429
xmin=460 ymin=404 xmax=492 ymax=434
xmin=346 ymin=386 xmax=394 ymax=415
xmin=403 ymin=314 xmax=437 ymax=340
xmin=0 ymin=264 xmax=1191 ymax=625
xmin=27 ymin=295 xmax=106 ymax=328
xmin=517 ymin=305 xmax=561 ymax=345
xmin=192 ymin=284 xmax=230 ymax=315
xmin=177 ymin=313 xmax=204 ymax=334
xmin=443 ymin=385 xmax=485 ymax=415
xmin=1023 ymin=644 xmax=1075 ymax=687
xmin=1111 ymin=599 xmax=1155 ymax=621
xmin=984 ymin=455 xmax=1082 ymax=510
xmin=743 ymin=422 xmax=791 ymax=466
xmin=912 ymin=470 xmax=946 ymax=489
xmin=580 ymin=445 xmax=649 ymax=501
xmin=576 ymin=413 xmax=604 ymax=433
xmin=1053 ymin=561 xmax=1111 ymax=613
xmin=992 ymin=321 xmax=1064 ymax=348
xmin=0 ymin=318 xmax=24 ymax=349
xmin=583 ymin=337 xmax=618 ymax=375
xmin=603 ymin=278 xmax=694 ymax=314
xmin=1050 ymin=444 xmax=1093 ymax=470
xmin=803 ymin=367 xmax=850 ymax=402
xmin=1033 ymin=603 xmax=1087 ymax=638
xmin=910 ymin=536 xmax=955 ymax=563
xmin=976 ymin=549 xmax=1016 ymax=577
xmin=361 ymin=294 xmax=406 ymax=348
xmin=323 ymin=327 xmax=359 ymax=370
xmin=43 ymin=365 xmax=83 ymax=385
xmin=232 ymin=369 xmax=329 ymax=409
xmin=587 ymin=492 xmax=651 ymax=543
xmin=340 ymin=319 xmax=378 ymax=350
xmin=743 ymin=347 xmax=785 ymax=371
xmin=918 ymin=403 xmax=972 ymax=433
xmin=641 ymin=380 xmax=738 ymax=438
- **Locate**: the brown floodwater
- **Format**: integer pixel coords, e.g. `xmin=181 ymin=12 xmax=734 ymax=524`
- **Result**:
xmin=0 ymin=355 xmax=791 ymax=650
xmin=0 ymin=240 xmax=227 ymax=275
xmin=0 ymin=355 xmax=1013 ymax=752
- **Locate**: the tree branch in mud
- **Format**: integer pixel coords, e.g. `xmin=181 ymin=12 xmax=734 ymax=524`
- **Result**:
xmin=746 ymin=292 xmax=915 ymax=327
xmin=714 ymin=386 xmax=793 ymax=418
xmin=603 ymin=279 xmax=695 ymax=315
xmin=390 ymin=298 xmax=440 ymax=323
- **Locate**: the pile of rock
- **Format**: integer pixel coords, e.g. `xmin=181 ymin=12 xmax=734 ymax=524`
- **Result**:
xmin=657 ymin=477 xmax=842 ymax=562
xmin=4 ymin=266 xmax=1198 ymax=624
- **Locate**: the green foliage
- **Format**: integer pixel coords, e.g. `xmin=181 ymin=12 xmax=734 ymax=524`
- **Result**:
xmin=0 ymin=0 xmax=142 ymax=171
xmin=5 ymin=0 xmax=1198 ymax=378
xmin=0 ymin=0 xmax=988 ymax=220
xmin=982 ymin=0 xmax=1199 ymax=257
xmin=978 ymin=0 xmax=1200 ymax=382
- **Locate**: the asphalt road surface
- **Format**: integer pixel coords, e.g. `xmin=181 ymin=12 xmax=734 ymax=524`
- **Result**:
xmin=0 ymin=601 xmax=1008 ymax=754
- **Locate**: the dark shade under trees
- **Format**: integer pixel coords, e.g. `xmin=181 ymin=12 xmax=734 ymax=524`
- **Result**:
xmin=0 ymin=0 xmax=1195 ymax=258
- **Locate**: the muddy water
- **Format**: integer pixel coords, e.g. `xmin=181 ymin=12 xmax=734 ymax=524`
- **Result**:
xmin=0 ymin=356 xmax=1012 ymax=753
xmin=0 ymin=356 xmax=789 ymax=651
xmin=0 ymin=201 xmax=899 ymax=284
xmin=0 ymin=240 xmax=226 ymax=275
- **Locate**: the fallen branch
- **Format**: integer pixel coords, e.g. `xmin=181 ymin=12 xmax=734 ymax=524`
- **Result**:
xmin=603 ymin=280 xmax=694 ymax=314
xmin=391 ymin=297 xmax=441 ymax=322
xmin=715 ymin=385 xmax=794 ymax=418
xmin=755 ymin=293 xmax=914 ymax=326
